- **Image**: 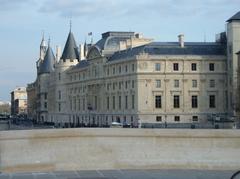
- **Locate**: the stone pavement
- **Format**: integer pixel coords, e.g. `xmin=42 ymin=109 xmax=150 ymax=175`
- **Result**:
xmin=0 ymin=169 xmax=239 ymax=179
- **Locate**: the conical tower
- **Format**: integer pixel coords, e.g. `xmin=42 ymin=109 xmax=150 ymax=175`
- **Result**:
xmin=38 ymin=39 xmax=55 ymax=74
xmin=61 ymin=31 xmax=79 ymax=61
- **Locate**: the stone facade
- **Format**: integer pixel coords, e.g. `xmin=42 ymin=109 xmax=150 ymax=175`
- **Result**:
xmin=10 ymin=87 xmax=27 ymax=115
xmin=26 ymin=82 xmax=37 ymax=120
xmin=28 ymin=12 xmax=240 ymax=127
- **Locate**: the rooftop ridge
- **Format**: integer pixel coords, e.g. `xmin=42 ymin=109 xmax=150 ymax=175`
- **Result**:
xmin=227 ymin=11 xmax=240 ymax=22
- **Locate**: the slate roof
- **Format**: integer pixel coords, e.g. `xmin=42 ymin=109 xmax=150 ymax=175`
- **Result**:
xmin=40 ymin=37 xmax=46 ymax=47
xmin=95 ymin=31 xmax=135 ymax=52
xmin=38 ymin=46 xmax=55 ymax=74
xmin=227 ymin=11 xmax=240 ymax=22
xmin=109 ymin=42 xmax=226 ymax=61
xmin=61 ymin=32 xmax=79 ymax=60
xmin=71 ymin=60 xmax=89 ymax=70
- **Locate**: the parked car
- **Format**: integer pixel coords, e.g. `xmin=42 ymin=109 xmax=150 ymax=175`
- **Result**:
xmin=110 ymin=122 xmax=123 ymax=128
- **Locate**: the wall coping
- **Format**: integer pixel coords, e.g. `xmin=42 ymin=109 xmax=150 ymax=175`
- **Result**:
xmin=0 ymin=128 xmax=239 ymax=140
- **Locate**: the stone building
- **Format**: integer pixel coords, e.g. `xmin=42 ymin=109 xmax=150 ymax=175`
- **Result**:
xmin=26 ymin=83 xmax=37 ymax=120
xmin=27 ymin=11 xmax=240 ymax=127
xmin=10 ymin=87 xmax=27 ymax=115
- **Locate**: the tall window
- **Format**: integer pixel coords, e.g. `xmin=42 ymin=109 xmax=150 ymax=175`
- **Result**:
xmin=58 ymin=103 xmax=61 ymax=112
xmin=44 ymin=102 xmax=47 ymax=108
xmin=174 ymin=80 xmax=179 ymax=88
xmin=58 ymin=73 xmax=61 ymax=80
xmin=155 ymin=96 xmax=162 ymax=108
xmin=209 ymin=79 xmax=215 ymax=88
xmin=70 ymin=98 xmax=73 ymax=111
xmin=112 ymin=96 xmax=115 ymax=110
xmin=107 ymin=68 xmax=109 ymax=75
xmin=191 ymin=95 xmax=198 ymax=108
xmin=191 ymin=63 xmax=197 ymax=71
xmin=209 ymin=95 xmax=216 ymax=108
xmin=173 ymin=95 xmax=180 ymax=108
xmin=132 ymin=63 xmax=135 ymax=72
xmin=132 ymin=80 xmax=135 ymax=88
xmin=58 ymin=90 xmax=61 ymax=99
xmin=155 ymin=63 xmax=161 ymax=71
xmin=125 ymin=81 xmax=128 ymax=89
xmin=209 ymin=63 xmax=215 ymax=71
xmin=125 ymin=95 xmax=128 ymax=109
xmin=113 ymin=67 xmax=115 ymax=74
xmin=74 ymin=98 xmax=76 ymax=111
xmin=173 ymin=63 xmax=179 ymax=71
xmin=119 ymin=96 xmax=121 ymax=109
xmin=118 ymin=66 xmax=121 ymax=74
xmin=125 ymin=65 xmax=128 ymax=72
xmin=156 ymin=80 xmax=161 ymax=88
xmin=192 ymin=80 xmax=197 ymax=88
xmin=83 ymin=98 xmax=85 ymax=110
xmin=78 ymin=99 xmax=81 ymax=110
xmin=119 ymin=82 xmax=121 ymax=90
xmin=107 ymin=97 xmax=110 ymax=110
xmin=94 ymin=96 xmax=97 ymax=110
xmin=132 ymin=95 xmax=135 ymax=109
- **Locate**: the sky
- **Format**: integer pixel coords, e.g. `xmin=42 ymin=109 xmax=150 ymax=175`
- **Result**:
xmin=0 ymin=0 xmax=239 ymax=101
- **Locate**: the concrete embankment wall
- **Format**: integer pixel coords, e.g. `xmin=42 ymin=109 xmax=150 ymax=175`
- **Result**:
xmin=0 ymin=121 xmax=9 ymax=131
xmin=0 ymin=128 xmax=239 ymax=173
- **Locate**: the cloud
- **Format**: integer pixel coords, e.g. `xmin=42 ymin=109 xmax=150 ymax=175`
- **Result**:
xmin=38 ymin=0 xmax=118 ymax=18
xmin=37 ymin=0 xmax=240 ymax=20
xmin=38 ymin=0 xmax=185 ymax=18
xmin=0 ymin=0 xmax=35 ymax=11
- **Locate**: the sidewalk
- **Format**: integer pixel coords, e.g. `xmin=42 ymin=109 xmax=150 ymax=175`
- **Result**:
xmin=0 ymin=169 xmax=238 ymax=179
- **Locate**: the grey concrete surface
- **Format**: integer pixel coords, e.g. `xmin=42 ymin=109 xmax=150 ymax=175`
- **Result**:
xmin=0 ymin=169 xmax=239 ymax=179
xmin=1 ymin=129 xmax=240 ymax=172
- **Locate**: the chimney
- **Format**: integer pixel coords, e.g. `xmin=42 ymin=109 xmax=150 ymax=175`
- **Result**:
xmin=56 ymin=45 xmax=61 ymax=62
xmin=119 ymin=41 xmax=127 ymax=51
xmin=178 ymin=34 xmax=184 ymax=48
xmin=79 ymin=44 xmax=85 ymax=60
xmin=135 ymin=33 xmax=143 ymax=39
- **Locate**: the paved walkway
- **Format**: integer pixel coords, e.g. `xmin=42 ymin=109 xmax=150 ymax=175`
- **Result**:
xmin=0 ymin=169 xmax=238 ymax=179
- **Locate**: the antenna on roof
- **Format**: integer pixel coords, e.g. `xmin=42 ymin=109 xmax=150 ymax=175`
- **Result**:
xmin=48 ymin=36 xmax=51 ymax=46
xmin=42 ymin=30 xmax=45 ymax=40
xmin=69 ymin=12 xmax=73 ymax=32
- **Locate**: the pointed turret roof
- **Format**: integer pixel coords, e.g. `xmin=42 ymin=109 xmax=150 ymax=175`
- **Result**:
xmin=61 ymin=31 xmax=79 ymax=60
xmin=227 ymin=11 xmax=240 ymax=22
xmin=38 ymin=44 xmax=55 ymax=74
xmin=40 ymin=33 xmax=46 ymax=47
